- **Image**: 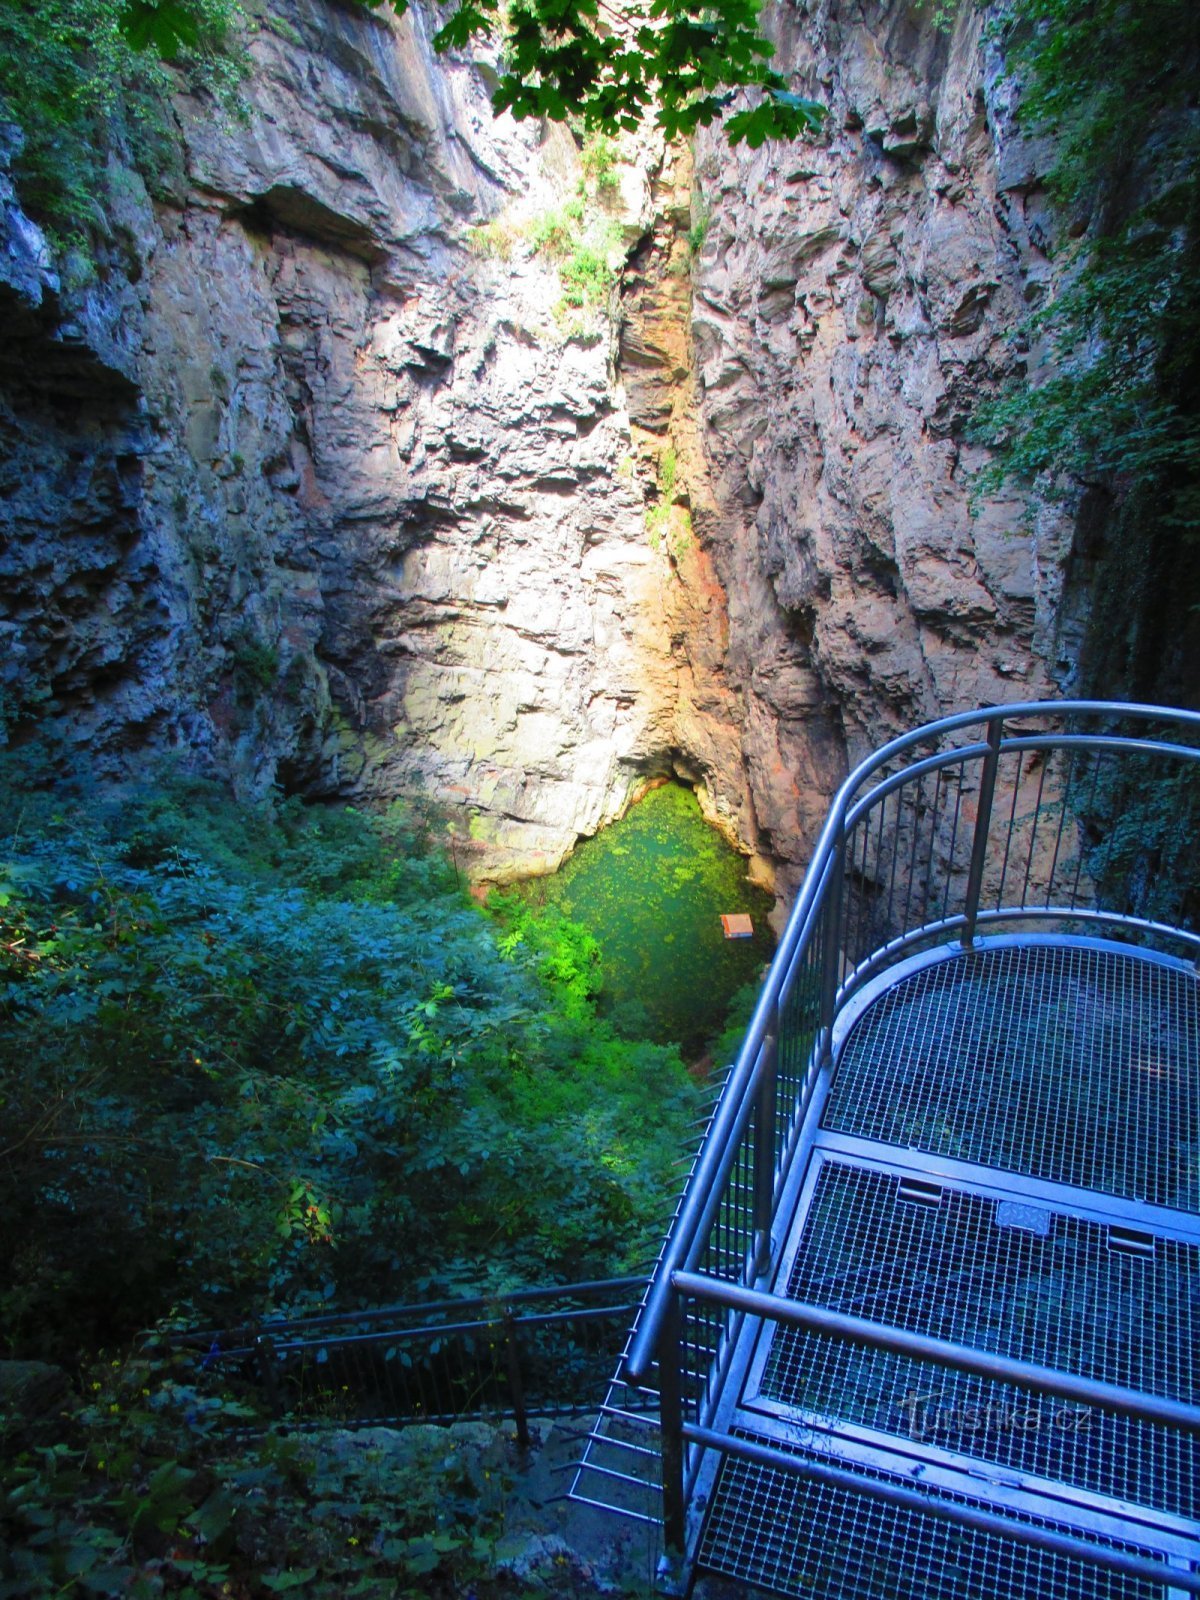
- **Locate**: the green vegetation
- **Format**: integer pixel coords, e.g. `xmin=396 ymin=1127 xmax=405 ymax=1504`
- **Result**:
xmin=0 ymin=0 xmax=828 ymax=260
xmin=645 ymin=499 xmax=694 ymax=560
xmin=505 ymin=783 xmax=773 ymax=1058
xmin=465 ymin=218 xmax=522 ymax=260
xmin=392 ymin=0 xmax=827 ymax=148
xmin=524 ymin=192 xmax=625 ymax=322
xmin=0 ymin=0 xmax=243 ymax=246
xmin=921 ymin=0 xmax=964 ymax=30
xmin=4 ymin=0 xmax=826 ymax=247
xmin=0 ymin=758 xmax=700 ymax=1361
xmin=526 ymin=195 xmax=585 ymax=256
xmin=644 ymin=447 xmax=692 ymax=560
xmin=0 ymin=762 xmax=744 ymax=1598
xmin=580 ymin=133 xmax=620 ymax=196
xmin=971 ymin=0 xmax=1200 ymax=699
xmin=556 ymin=236 xmax=620 ymax=310
xmin=645 ymin=500 xmax=671 ymax=550
xmin=230 ymin=634 xmax=280 ymax=695
xmin=1 ymin=1350 xmax=627 ymax=1599
xmin=469 ymin=186 xmax=622 ymax=319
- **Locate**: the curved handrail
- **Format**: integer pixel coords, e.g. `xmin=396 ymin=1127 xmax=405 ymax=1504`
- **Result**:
xmin=625 ymin=699 xmax=1200 ymax=1383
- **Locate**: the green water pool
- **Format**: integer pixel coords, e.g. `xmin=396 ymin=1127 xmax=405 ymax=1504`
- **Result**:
xmin=511 ymin=783 xmax=774 ymax=1056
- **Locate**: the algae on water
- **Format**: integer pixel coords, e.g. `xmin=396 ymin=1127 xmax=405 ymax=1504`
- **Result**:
xmin=512 ymin=783 xmax=774 ymax=1056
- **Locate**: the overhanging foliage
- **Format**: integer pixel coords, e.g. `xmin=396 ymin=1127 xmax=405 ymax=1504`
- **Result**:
xmin=120 ymin=0 xmax=826 ymax=145
xmin=972 ymin=0 xmax=1200 ymax=535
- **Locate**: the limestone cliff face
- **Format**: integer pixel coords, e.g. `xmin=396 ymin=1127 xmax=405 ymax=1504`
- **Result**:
xmin=0 ymin=1 xmax=755 ymax=879
xmin=0 ymin=0 xmax=1081 ymax=899
xmin=685 ymin=0 xmax=1077 ymax=895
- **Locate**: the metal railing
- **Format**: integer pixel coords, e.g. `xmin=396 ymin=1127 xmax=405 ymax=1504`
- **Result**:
xmin=188 ymin=1277 xmax=644 ymax=1441
xmin=623 ymin=701 xmax=1200 ymax=1581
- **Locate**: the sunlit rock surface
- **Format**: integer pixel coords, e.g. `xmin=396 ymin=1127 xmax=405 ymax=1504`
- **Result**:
xmin=0 ymin=0 xmax=757 ymax=880
xmin=0 ymin=0 xmax=1080 ymax=899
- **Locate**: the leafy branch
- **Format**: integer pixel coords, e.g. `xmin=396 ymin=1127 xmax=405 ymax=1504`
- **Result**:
xmin=971 ymin=0 xmax=1200 ymax=532
xmin=121 ymin=0 xmax=827 ymax=146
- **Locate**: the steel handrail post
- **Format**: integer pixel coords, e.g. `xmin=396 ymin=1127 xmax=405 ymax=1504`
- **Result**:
xmin=254 ymin=1334 xmax=283 ymax=1419
xmin=818 ymin=812 xmax=846 ymax=1066
xmin=751 ymin=1010 xmax=779 ymax=1277
xmin=962 ymin=715 xmax=1003 ymax=947
xmin=501 ymin=1307 xmax=530 ymax=1449
xmin=659 ymin=1289 xmax=686 ymax=1555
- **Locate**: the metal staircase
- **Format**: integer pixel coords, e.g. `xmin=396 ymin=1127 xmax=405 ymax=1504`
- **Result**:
xmin=596 ymin=702 xmax=1200 ymax=1599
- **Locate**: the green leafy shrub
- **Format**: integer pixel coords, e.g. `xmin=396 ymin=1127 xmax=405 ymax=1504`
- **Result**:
xmin=580 ymin=132 xmax=620 ymax=195
xmin=0 ymin=760 xmax=699 ymax=1360
xmin=0 ymin=1343 xmax=537 ymax=1600
xmin=0 ymin=0 xmax=244 ymax=246
xmin=525 ymin=195 xmax=623 ymax=322
xmin=429 ymin=0 xmax=827 ymax=148
xmin=556 ymin=238 xmax=618 ymax=310
xmin=527 ymin=196 xmax=586 ymax=259
xmin=687 ymin=202 xmax=711 ymax=258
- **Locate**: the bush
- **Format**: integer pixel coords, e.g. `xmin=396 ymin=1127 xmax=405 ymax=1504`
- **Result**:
xmin=0 ymin=0 xmax=244 ymax=247
xmin=0 ymin=761 xmax=699 ymax=1360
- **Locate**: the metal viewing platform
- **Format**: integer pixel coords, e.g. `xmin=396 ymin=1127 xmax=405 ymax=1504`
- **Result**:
xmin=571 ymin=701 xmax=1200 ymax=1599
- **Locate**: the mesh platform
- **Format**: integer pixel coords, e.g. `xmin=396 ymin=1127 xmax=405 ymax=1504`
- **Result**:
xmin=758 ymin=1159 xmax=1199 ymax=1516
xmin=697 ymin=943 xmax=1200 ymax=1600
xmin=698 ymin=1443 xmax=1169 ymax=1600
xmin=824 ymin=945 xmax=1200 ymax=1210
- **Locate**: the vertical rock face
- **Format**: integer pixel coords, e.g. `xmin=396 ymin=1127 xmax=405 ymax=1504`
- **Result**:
xmin=687 ymin=0 xmax=1077 ymax=894
xmin=0 ymin=1 xmax=757 ymax=879
xmin=0 ymin=0 xmax=1081 ymax=900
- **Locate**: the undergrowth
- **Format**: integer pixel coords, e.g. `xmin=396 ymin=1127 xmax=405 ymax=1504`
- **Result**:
xmin=0 ymin=756 xmax=700 ymax=1361
xmin=0 ymin=1345 xmax=634 ymax=1599
xmin=0 ymin=750 xmax=707 ymax=1597
xmin=0 ymin=754 xmax=701 ymax=1595
xmin=0 ymin=0 xmax=245 ymax=253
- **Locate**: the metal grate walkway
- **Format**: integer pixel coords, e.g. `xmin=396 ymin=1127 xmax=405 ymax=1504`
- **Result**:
xmin=825 ymin=945 xmax=1200 ymax=1210
xmin=696 ymin=942 xmax=1200 ymax=1599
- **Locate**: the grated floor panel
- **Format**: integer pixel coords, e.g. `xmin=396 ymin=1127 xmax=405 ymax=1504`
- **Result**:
xmin=698 ymin=1443 xmax=1171 ymax=1600
xmin=758 ymin=1159 xmax=1199 ymax=1516
xmin=696 ymin=944 xmax=1200 ymax=1600
xmin=823 ymin=946 xmax=1200 ymax=1210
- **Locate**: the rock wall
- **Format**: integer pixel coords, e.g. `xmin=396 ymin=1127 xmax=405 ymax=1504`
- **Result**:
xmin=684 ymin=0 xmax=1077 ymax=895
xmin=0 ymin=1 xmax=760 ymax=880
xmin=0 ymin=0 xmax=1082 ymax=901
